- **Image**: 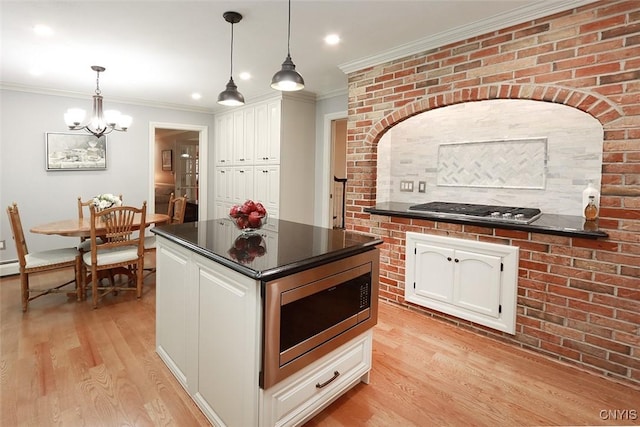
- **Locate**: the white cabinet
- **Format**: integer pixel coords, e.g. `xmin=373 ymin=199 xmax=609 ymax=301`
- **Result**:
xmin=259 ymin=330 xmax=372 ymax=427
xmin=215 ymin=113 xmax=234 ymax=166
xmin=405 ymin=232 xmax=518 ymax=334
xmin=233 ymin=108 xmax=255 ymax=164
xmin=215 ymin=167 xmax=232 ymax=203
xmin=214 ymin=92 xmax=315 ymax=224
xmin=254 ymin=165 xmax=280 ymax=218
xmin=155 ymin=242 xmax=191 ymax=390
xmin=232 ymin=166 xmax=255 ymax=205
xmin=254 ymin=101 xmax=281 ymax=164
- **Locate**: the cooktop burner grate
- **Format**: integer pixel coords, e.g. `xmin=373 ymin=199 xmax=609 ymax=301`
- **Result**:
xmin=408 ymin=201 xmax=542 ymax=224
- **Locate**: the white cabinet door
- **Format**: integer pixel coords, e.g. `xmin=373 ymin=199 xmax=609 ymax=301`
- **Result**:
xmin=405 ymin=232 xmax=518 ymax=334
xmin=215 ymin=113 xmax=233 ymax=166
xmin=413 ymin=242 xmax=455 ymax=303
xmin=253 ymin=164 xmax=280 ymax=216
xmin=194 ymin=256 xmax=260 ymax=427
xmin=215 ymin=200 xmax=233 ymax=219
xmin=215 ymin=167 xmax=233 ymax=203
xmin=232 ymin=109 xmax=255 ymax=165
xmin=232 ymin=166 xmax=255 ymax=205
xmin=454 ymin=249 xmax=502 ymax=318
xmin=255 ymin=101 xmax=281 ymax=164
xmin=155 ymin=243 xmax=190 ymax=390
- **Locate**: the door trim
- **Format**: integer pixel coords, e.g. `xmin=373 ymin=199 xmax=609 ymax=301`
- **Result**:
xmin=318 ymin=111 xmax=347 ymax=228
xmin=149 ymin=122 xmax=208 ymax=221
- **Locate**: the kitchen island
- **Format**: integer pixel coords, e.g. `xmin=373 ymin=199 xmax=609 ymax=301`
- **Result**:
xmin=152 ymin=218 xmax=382 ymax=427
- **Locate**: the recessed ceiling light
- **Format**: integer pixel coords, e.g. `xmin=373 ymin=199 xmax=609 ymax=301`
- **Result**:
xmin=33 ymin=24 xmax=53 ymax=36
xmin=29 ymin=68 xmax=44 ymax=76
xmin=324 ymin=34 xmax=340 ymax=45
xmin=191 ymin=93 xmax=202 ymax=100
xmin=239 ymin=72 xmax=251 ymax=80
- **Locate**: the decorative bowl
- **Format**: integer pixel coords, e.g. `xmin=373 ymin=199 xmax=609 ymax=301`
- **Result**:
xmin=228 ymin=212 xmax=268 ymax=233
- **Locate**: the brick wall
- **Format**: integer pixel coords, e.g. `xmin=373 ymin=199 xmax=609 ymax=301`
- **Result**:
xmin=346 ymin=1 xmax=640 ymax=386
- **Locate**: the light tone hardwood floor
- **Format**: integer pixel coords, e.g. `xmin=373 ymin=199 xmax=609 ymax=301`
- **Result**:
xmin=1 ymin=269 xmax=639 ymax=426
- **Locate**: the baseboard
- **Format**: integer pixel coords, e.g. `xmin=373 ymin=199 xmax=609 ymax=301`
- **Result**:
xmin=0 ymin=262 xmax=19 ymax=277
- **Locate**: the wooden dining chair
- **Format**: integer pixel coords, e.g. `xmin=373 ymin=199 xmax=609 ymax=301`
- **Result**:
xmin=6 ymin=202 xmax=82 ymax=311
xmin=77 ymin=194 xmax=123 ymax=253
xmin=83 ymin=202 xmax=146 ymax=308
xmin=143 ymin=193 xmax=187 ymax=275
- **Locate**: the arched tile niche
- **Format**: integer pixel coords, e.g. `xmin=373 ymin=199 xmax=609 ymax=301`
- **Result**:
xmin=376 ymin=99 xmax=603 ymax=216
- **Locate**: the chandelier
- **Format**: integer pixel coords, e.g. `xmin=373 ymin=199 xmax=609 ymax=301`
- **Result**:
xmin=64 ymin=66 xmax=132 ymax=138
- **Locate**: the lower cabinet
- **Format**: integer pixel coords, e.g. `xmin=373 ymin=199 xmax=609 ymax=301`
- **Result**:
xmin=260 ymin=331 xmax=372 ymax=427
xmin=156 ymin=237 xmax=372 ymax=427
xmin=405 ymin=232 xmax=519 ymax=334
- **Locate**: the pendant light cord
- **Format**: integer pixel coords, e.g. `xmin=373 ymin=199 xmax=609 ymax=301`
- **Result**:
xmin=287 ymin=0 xmax=291 ymax=56
xmin=229 ymin=21 xmax=235 ymax=79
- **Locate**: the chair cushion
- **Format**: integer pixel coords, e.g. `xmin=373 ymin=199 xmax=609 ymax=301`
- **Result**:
xmin=77 ymin=237 xmax=104 ymax=252
xmin=82 ymin=247 xmax=140 ymax=267
xmin=144 ymin=236 xmax=156 ymax=250
xmin=25 ymin=248 xmax=79 ymax=269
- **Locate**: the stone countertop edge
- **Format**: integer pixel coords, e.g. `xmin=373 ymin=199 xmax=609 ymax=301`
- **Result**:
xmin=364 ymin=203 xmax=608 ymax=240
xmin=151 ymin=227 xmax=384 ymax=282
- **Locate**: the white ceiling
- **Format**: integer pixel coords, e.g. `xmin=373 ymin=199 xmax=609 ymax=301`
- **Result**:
xmin=1 ymin=1 xmax=595 ymax=113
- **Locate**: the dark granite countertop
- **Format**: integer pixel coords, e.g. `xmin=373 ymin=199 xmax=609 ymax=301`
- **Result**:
xmin=151 ymin=218 xmax=383 ymax=281
xmin=365 ymin=202 xmax=608 ymax=239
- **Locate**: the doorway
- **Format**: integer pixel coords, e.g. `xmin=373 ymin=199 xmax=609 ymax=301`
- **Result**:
xmin=331 ymin=118 xmax=347 ymax=228
xmin=148 ymin=123 xmax=208 ymax=221
xmin=319 ymin=112 xmax=347 ymax=228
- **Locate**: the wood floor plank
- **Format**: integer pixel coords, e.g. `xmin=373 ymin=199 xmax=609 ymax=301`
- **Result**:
xmin=2 ymin=270 xmax=639 ymax=426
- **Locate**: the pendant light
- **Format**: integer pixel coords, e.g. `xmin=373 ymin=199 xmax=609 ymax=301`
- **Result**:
xmin=217 ymin=11 xmax=245 ymax=106
xmin=271 ymin=0 xmax=304 ymax=91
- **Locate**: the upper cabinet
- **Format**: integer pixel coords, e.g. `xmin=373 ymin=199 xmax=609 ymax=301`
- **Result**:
xmin=254 ymin=101 xmax=281 ymax=164
xmin=214 ymin=113 xmax=233 ymax=166
xmin=213 ymin=92 xmax=316 ymax=224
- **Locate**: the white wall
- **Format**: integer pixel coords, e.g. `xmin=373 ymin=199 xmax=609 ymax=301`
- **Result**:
xmin=0 ymin=89 xmax=215 ymax=264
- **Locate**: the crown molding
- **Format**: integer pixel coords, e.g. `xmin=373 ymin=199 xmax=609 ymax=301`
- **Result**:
xmin=0 ymin=82 xmax=215 ymax=114
xmin=339 ymin=0 xmax=600 ymax=74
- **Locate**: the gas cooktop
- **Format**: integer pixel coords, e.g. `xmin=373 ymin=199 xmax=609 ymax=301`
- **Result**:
xmin=408 ymin=201 xmax=542 ymax=224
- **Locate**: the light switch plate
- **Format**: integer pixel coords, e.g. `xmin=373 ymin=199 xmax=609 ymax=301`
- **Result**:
xmin=400 ymin=180 xmax=414 ymax=192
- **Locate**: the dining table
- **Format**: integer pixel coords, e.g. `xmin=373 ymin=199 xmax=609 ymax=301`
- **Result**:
xmin=30 ymin=212 xmax=171 ymax=300
xmin=30 ymin=213 xmax=171 ymax=237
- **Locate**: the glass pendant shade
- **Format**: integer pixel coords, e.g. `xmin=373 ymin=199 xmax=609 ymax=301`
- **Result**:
xmin=217 ymin=77 xmax=245 ymax=106
xmin=271 ymin=54 xmax=304 ymax=91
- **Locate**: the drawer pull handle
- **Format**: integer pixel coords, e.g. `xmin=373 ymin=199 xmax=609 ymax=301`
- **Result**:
xmin=316 ymin=371 xmax=340 ymax=389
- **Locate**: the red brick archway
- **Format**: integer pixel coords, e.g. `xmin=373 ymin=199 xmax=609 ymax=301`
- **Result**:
xmin=362 ymin=83 xmax=622 ymax=148
xmin=345 ymin=83 xmax=624 ymax=222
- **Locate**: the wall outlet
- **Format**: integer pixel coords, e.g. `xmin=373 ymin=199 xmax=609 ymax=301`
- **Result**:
xmin=400 ymin=181 xmax=414 ymax=192
xmin=418 ymin=181 xmax=426 ymax=193
xmin=0 ymin=240 xmax=5 ymax=250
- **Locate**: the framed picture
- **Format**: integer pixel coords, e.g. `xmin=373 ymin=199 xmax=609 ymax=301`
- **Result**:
xmin=45 ymin=132 xmax=107 ymax=171
xmin=162 ymin=150 xmax=173 ymax=171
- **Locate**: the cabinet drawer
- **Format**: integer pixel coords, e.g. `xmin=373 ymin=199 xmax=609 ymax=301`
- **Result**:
xmin=263 ymin=331 xmax=371 ymax=426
